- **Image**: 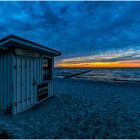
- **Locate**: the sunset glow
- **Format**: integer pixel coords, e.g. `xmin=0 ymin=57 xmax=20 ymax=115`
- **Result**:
xmin=56 ymin=60 xmax=140 ymax=68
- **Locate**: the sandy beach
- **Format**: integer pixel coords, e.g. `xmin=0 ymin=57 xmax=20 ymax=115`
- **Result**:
xmin=0 ymin=78 xmax=140 ymax=138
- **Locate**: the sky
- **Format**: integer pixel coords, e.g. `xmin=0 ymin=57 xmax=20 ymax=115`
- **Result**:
xmin=0 ymin=1 xmax=140 ymax=67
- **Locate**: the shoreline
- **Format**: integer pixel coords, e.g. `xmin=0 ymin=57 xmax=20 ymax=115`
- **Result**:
xmin=55 ymin=67 xmax=140 ymax=84
xmin=55 ymin=77 xmax=140 ymax=84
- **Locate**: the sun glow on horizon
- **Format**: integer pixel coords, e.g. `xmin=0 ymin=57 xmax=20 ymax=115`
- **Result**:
xmin=56 ymin=49 xmax=140 ymax=68
xmin=56 ymin=60 xmax=140 ymax=68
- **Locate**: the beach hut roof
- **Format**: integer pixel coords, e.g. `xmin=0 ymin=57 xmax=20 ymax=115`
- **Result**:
xmin=0 ymin=34 xmax=61 ymax=56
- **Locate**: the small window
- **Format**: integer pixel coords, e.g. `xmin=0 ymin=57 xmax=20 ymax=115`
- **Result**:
xmin=43 ymin=58 xmax=52 ymax=81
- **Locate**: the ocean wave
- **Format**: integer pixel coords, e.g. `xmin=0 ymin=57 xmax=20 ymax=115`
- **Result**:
xmin=55 ymin=68 xmax=140 ymax=82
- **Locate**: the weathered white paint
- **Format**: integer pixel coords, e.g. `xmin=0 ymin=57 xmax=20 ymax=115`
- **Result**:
xmin=12 ymin=53 xmax=46 ymax=114
xmin=0 ymin=34 xmax=60 ymax=115
xmin=0 ymin=49 xmax=55 ymax=115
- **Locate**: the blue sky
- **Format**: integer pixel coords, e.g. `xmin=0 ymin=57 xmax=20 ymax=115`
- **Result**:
xmin=0 ymin=1 xmax=140 ymax=67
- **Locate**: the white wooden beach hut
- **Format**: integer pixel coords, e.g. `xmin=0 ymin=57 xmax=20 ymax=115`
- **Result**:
xmin=0 ymin=34 xmax=61 ymax=115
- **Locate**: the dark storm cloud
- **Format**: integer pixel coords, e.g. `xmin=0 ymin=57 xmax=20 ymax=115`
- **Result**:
xmin=0 ymin=1 xmax=140 ymax=63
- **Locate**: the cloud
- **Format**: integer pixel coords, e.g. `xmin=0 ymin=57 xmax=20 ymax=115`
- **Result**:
xmin=0 ymin=1 xmax=139 ymax=65
xmin=57 ymin=48 xmax=140 ymax=64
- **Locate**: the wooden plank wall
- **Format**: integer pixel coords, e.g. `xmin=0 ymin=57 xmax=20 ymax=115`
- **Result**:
xmin=0 ymin=51 xmax=54 ymax=114
xmin=0 ymin=51 xmax=12 ymax=111
xmin=12 ymin=54 xmax=43 ymax=114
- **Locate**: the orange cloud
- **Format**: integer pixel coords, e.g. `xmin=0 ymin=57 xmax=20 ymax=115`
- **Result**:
xmin=56 ymin=60 xmax=140 ymax=68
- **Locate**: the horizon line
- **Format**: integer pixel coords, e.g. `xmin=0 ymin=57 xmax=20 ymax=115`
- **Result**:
xmin=54 ymin=66 xmax=140 ymax=68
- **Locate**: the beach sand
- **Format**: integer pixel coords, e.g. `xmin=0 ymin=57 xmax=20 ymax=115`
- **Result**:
xmin=0 ymin=78 xmax=140 ymax=138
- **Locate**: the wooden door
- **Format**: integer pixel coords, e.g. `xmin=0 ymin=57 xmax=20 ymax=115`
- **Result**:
xmin=15 ymin=56 xmax=38 ymax=113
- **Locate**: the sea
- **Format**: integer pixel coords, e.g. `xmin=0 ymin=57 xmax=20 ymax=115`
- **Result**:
xmin=54 ymin=67 xmax=140 ymax=82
